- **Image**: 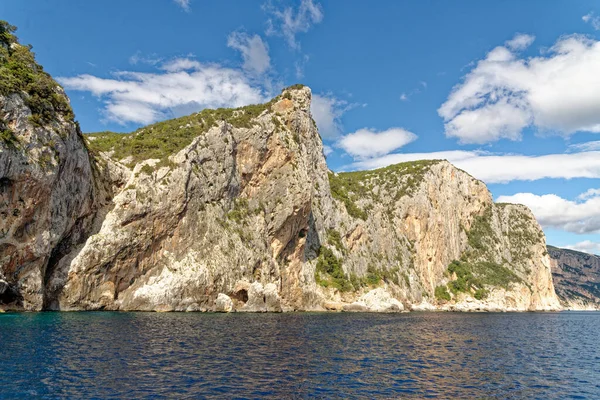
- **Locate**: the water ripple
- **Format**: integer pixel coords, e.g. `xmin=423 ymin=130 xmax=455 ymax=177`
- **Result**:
xmin=0 ymin=312 xmax=599 ymax=399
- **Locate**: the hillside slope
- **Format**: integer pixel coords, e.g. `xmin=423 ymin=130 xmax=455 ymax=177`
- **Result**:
xmin=548 ymin=245 xmax=600 ymax=310
xmin=0 ymin=22 xmax=560 ymax=312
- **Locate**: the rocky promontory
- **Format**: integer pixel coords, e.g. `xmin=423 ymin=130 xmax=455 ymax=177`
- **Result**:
xmin=0 ymin=21 xmax=561 ymax=312
xmin=548 ymin=245 xmax=600 ymax=310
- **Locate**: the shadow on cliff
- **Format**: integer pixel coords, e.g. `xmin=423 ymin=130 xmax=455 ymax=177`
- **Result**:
xmin=41 ymin=152 xmax=117 ymax=311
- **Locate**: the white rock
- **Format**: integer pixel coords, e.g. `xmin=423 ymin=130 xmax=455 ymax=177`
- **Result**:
xmin=343 ymin=302 xmax=369 ymax=312
xmin=263 ymin=283 xmax=282 ymax=312
xmin=359 ymin=288 xmax=404 ymax=312
xmin=215 ymin=293 xmax=233 ymax=312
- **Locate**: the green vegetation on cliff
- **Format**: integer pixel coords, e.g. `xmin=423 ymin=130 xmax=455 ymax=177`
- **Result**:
xmin=86 ymin=101 xmax=277 ymax=167
xmin=435 ymin=285 xmax=451 ymax=301
xmin=498 ymin=204 xmax=543 ymax=264
xmin=328 ymin=171 xmax=369 ymax=220
xmin=315 ymin=247 xmax=353 ymax=292
xmin=0 ymin=21 xmax=74 ymax=128
xmin=437 ymin=203 xmax=538 ymax=301
xmin=85 ymin=84 xmax=311 ymax=167
xmin=466 ymin=206 xmax=495 ymax=255
xmin=442 ymin=259 xmax=522 ymax=300
xmin=328 ymin=160 xmax=441 ymax=220
xmin=315 ymin=246 xmax=401 ymax=292
xmin=0 ymin=127 xmax=18 ymax=147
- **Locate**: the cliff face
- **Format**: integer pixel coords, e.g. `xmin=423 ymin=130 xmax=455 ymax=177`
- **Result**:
xmin=0 ymin=24 xmax=561 ymax=312
xmin=548 ymin=246 xmax=600 ymax=310
xmin=0 ymin=23 xmax=98 ymax=310
xmin=321 ymin=163 xmax=560 ymax=311
xmin=52 ymin=87 xmax=330 ymax=312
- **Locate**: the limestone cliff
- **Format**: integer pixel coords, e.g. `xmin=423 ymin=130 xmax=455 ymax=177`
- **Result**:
xmin=0 ymin=23 xmax=561 ymax=312
xmin=320 ymin=163 xmax=560 ymax=311
xmin=0 ymin=22 xmax=98 ymax=310
xmin=548 ymin=246 xmax=600 ymax=310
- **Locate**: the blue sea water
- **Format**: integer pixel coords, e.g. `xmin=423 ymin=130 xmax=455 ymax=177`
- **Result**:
xmin=0 ymin=311 xmax=598 ymax=399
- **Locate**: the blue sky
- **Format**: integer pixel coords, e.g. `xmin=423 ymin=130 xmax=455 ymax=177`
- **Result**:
xmin=3 ymin=0 xmax=600 ymax=252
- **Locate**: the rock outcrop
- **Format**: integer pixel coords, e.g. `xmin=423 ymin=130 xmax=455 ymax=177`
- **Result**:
xmin=319 ymin=162 xmax=560 ymax=312
xmin=0 ymin=23 xmax=562 ymax=312
xmin=548 ymin=246 xmax=600 ymax=310
xmin=0 ymin=22 xmax=98 ymax=310
xmin=215 ymin=293 xmax=233 ymax=313
xmin=343 ymin=288 xmax=404 ymax=312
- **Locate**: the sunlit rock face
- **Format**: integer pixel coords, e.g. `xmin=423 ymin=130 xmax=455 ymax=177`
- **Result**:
xmin=0 ymin=45 xmax=561 ymax=313
xmin=53 ymin=86 xmax=329 ymax=312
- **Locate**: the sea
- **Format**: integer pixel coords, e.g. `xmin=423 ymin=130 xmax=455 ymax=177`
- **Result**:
xmin=0 ymin=311 xmax=598 ymax=399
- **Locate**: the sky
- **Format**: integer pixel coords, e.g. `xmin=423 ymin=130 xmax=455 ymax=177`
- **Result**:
xmin=3 ymin=0 xmax=600 ymax=253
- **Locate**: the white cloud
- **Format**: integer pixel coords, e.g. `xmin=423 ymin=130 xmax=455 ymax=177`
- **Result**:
xmin=160 ymin=58 xmax=202 ymax=72
xmin=264 ymin=0 xmax=323 ymax=49
xmin=129 ymin=52 xmax=163 ymax=66
xmin=227 ymin=32 xmax=271 ymax=75
xmin=565 ymin=240 xmax=600 ymax=255
xmin=337 ymin=128 xmax=417 ymax=159
xmin=323 ymin=145 xmax=333 ymax=156
xmin=294 ymin=54 xmax=310 ymax=79
xmin=310 ymin=94 xmax=351 ymax=139
xmin=444 ymin=98 xmax=531 ymax=144
xmin=497 ymin=190 xmax=600 ymax=234
xmin=400 ymin=93 xmax=408 ymax=101
xmin=348 ymin=150 xmax=600 ymax=184
xmin=578 ymin=188 xmax=600 ymax=200
xmin=568 ymin=140 xmax=600 ymax=152
xmin=439 ymin=33 xmax=600 ymax=143
xmin=58 ymin=58 xmax=266 ymax=125
xmin=174 ymin=0 xmax=191 ymax=12
xmin=506 ymin=33 xmax=535 ymax=50
xmin=583 ymin=12 xmax=600 ymax=30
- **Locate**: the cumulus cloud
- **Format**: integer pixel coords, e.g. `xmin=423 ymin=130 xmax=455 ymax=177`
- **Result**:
xmin=439 ymin=33 xmax=600 ymax=144
xmin=310 ymin=94 xmax=353 ymax=139
xmin=58 ymin=58 xmax=266 ymax=125
xmin=264 ymin=0 xmax=323 ymax=49
xmin=348 ymin=150 xmax=600 ymax=184
xmin=174 ymin=0 xmax=191 ymax=12
xmin=227 ymin=32 xmax=271 ymax=75
xmin=444 ymin=99 xmax=530 ymax=143
xmin=583 ymin=12 xmax=600 ymax=30
xmin=337 ymin=128 xmax=417 ymax=159
xmin=497 ymin=190 xmax=600 ymax=234
xmin=565 ymin=240 xmax=600 ymax=255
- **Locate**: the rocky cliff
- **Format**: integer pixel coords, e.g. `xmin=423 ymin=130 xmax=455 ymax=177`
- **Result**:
xmin=0 ymin=23 xmax=561 ymax=312
xmin=548 ymin=246 xmax=600 ymax=310
xmin=0 ymin=22 xmax=99 ymax=310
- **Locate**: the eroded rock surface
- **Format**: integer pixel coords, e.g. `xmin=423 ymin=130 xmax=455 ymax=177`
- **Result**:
xmin=0 ymin=31 xmax=562 ymax=312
